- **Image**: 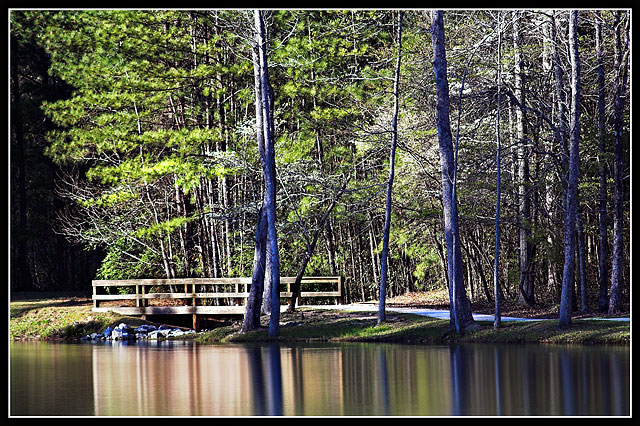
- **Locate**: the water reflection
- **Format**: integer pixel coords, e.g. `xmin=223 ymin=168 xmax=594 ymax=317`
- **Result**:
xmin=10 ymin=341 xmax=629 ymax=416
xmin=247 ymin=344 xmax=283 ymax=415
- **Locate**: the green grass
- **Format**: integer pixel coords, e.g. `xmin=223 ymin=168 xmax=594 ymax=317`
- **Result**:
xmin=457 ymin=319 xmax=630 ymax=345
xmin=197 ymin=310 xmax=629 ymax=346
xmin=10 ymin=296 xmax=155 ymax=340
xmin=196 ymin=312 xmax=450 ymax=344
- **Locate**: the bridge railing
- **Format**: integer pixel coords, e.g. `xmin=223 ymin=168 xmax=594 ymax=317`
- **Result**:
xmin=91 ymin=276 xmax=345 ymax=318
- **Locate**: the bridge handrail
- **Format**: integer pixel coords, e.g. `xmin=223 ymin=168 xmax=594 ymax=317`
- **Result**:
xmin=91 ymin=276 xmax=345 ymax=310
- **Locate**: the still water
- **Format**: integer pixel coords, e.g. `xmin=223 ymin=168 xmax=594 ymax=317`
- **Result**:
xmin=10 ymin=340 xmax=629 ymax=416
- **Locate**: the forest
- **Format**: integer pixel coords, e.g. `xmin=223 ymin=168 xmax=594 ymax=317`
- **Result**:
xmin=10 ymin=9 xmax=630 ymax=333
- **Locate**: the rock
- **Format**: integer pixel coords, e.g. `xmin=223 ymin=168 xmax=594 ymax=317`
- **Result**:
xmin=111 ymin=328 xmax=123 ymax=340
xmin=101 ymin=323 xmax=194 ymax=341
xmin=148 ymin=329 xmax=171 ymax=340
xmin=134 ymin=325 xmax=152 ymax=333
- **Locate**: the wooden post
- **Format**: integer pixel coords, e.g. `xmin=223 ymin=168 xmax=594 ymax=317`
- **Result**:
xmin=338 ymin=276 xmax=345 ymax=305
xmin=93 ymin=282 xmax=99 ymax=309
xmin=192 ymin=281 xmax=197 ymax=331
xmin=142 ymin=283 xmax=147 ymax=320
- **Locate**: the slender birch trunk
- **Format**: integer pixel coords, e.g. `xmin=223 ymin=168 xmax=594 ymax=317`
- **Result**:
xmin=559 ymin=10 xmax=581 ymax=327
xmin=493 ymin=10 xmax=503 ymax=329
xmin=378 ymin=11 xmax=402 ymax=325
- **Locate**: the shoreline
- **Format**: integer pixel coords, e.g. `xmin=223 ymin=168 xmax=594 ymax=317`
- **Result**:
xmin=10 ymin=294 xmax=630 ymax=346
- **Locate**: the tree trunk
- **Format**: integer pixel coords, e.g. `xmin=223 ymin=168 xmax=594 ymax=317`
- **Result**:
xmin=429 ymin=10 xmax=476 ymax=334
xmin=559 ymin=10 xmax=581 ymax=327
xmin=608 ymin=11 xmax=629 ymax=315
xmin=595 ymin=11 xmax=609 ymax=313
xmin=551 ymin=10 xmax=568 ymax=304
xmin=254 ymin=10 xmax=281 ymax=337
xmin=261 ymin=233 xmax=272 ymax=314
xmin=378 ymin=11 xmax=402 ymax=325
xmin=242 ymin=13 xmax=269 ymax=332
xmin=493 ymin=10 xmax=503 ymax=329
xmin=242 ymin=204 xmax=268 ymax=333
xmin=514 ymin=11 xmax=534 ymax=308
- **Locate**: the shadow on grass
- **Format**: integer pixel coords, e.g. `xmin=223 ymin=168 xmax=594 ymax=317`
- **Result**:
xmin=221 ymin=313 xmax=453 ymax=345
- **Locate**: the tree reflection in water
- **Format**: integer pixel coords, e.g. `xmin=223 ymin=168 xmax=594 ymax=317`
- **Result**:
xmin=10 ymin=341 xmax=630 ymax=416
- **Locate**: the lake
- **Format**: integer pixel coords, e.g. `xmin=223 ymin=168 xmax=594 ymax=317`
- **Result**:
xmin=10 ymin=340 xmax=629 ymax=416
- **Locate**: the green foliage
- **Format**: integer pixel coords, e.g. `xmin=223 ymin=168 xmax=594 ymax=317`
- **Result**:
xmin=11 ymin=9 xmax=630 ymax=314
xmin=390 ymin=226 xmax=442 ymax=291
xmin=96 ymin=238 xmax=162 ymax=280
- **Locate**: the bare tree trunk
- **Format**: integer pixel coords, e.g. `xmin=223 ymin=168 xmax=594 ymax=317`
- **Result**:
xmin=595 ymin=11 xmax=609 ymax=313
xmin=254 ymin=10 xmax=281 ymax=337
xmin=513 ymin=11 xmax=534 ymax=308
xmin=551 ymin=11 xmax=568 ymax=303
xmin=429 ymin=10 xmax=476 ymax=334
xmin=493 ymin=10 xmax=503 ymax=329
xmin=242 ymin=13 xmax=269 ymax=332
xmin=261 ymin=233 xmax=272 ymax=314
xmin=559 ymin=10 xmax=580 ymax=327
xmin=242 ymin=204 xmax=268 ymax=333
xmin=378 ymin=11 xmax=402 ymax=325
xmin=608 ymin=11 xmax=629 ymax=315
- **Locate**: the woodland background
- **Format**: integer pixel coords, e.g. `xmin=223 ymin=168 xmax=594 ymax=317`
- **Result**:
xmin=9 ymin=10 xmax=630 ymax=315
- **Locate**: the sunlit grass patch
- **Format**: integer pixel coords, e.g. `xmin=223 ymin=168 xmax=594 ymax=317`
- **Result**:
xmin=457 ymin=319 xmax=630 ymax=345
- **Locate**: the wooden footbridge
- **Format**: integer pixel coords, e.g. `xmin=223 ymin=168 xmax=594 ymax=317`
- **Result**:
xmin=92 ymin=276 xmax=345 ymax=330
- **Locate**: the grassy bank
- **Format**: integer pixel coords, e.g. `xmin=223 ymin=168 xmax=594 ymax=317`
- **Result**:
xmin=10 ymin=294 xmax=150 ymax=341
xmin=10 ymin=294 xmax=629 ymax=345
xmin=197 ymin=309 xmax=630 ymax=346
